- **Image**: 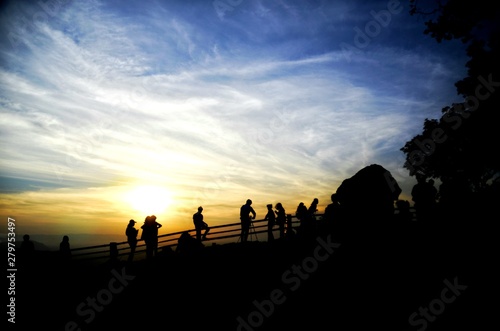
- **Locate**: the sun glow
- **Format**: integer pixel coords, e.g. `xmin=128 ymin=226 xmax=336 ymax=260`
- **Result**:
xmin=125 ymin=185 xmax=173 ymax=216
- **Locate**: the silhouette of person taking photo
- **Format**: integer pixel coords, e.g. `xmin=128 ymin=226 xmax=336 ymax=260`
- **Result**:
xmin=240 ymin=199 xmax=256 ymax=243
xmin=126 ymin=219 xmax=139 ymax=262
xmin=141 ymin=215 xmax=162 ymax=259
xmin=265 ymin=204 xmax=276 ymax=242
xmin=193 ymin=206 xmax=210 ymax=242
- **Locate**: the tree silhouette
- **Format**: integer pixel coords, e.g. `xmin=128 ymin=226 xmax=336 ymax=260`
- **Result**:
xmin=402 ymin=0 xmax=500 ymax=194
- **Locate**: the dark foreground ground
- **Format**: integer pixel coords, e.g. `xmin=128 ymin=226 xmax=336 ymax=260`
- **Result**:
xmin=9 ymin=215 xmax=496 ymax=331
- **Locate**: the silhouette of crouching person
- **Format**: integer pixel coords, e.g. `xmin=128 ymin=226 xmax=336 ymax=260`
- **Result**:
xmin=176 ymin=231 xmax=203 ymax=255
xmin=141 ymin=215 xmax=162 ymax=259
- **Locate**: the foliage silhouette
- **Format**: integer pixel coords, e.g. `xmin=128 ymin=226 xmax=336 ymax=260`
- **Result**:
xmin=403 ymin=0 xmax=500 ymax=197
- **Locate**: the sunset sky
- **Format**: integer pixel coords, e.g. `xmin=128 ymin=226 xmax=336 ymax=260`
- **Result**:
xmin=0 ymin=0 xmax=468 ymax=247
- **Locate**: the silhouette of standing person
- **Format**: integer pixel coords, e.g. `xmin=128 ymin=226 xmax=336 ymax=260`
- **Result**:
xmin=323 ymin=193 xmax=342 ymax=236
xmin=275 ymin=202 xmax=286 ymax=239
xmin=193 ymin=206 xmax=210 ymax=242
xmin=302 ymin=198 xmax=318 ymax=238
xmin=240 ymin=199 xmax=256 ymax=243
xmin=141 ymin=215 xmax=162 ymax=259
xmin=265 ymin=204 xmax=276 ymax=242
xmin=19 ymin=234 xmax=35 ymax=266
xmin=59 ymin=235 xmax=71 ymax=262
xmin=308 ymin=198 xmax=319 ymax=219
xmin=295 ymin=202 xmax=308 ymax=236
xmin=323 ymin=194 xmax=339 ymax=220
xmin=126 ymin=219 xmax=139 ymax=262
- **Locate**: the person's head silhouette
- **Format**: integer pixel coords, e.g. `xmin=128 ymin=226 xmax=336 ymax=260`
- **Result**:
xmin=331 ymin=194 xmax=338 ymax=203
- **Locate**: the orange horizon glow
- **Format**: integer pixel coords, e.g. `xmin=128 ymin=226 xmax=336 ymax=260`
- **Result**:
xmin=0 ymin=180 xmax=416 ymax=251
xmin=1 ymin=182 xmax=351 ymax=237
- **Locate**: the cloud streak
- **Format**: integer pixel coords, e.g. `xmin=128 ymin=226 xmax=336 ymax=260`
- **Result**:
xmin=0 ymin=0 xmax=468 ymax=236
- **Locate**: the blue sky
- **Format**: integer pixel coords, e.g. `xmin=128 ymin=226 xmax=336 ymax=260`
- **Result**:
xmin=0 ymin=0 xmax=468 ymax=242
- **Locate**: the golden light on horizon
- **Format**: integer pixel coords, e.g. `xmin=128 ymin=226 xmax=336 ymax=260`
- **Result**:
xmin=124 ymin=185 xmax=173 ymax=216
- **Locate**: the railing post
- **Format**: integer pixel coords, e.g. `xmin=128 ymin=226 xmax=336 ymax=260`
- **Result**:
xmin=110 ymin=242 xmax=118 ymax=259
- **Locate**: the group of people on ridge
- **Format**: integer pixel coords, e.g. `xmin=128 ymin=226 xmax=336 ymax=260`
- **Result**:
xmin=124 ymin=197 xmax=322 ymax=261
xmin=241 ymin=198 xmax=320 ymax=243
xmin=125 ymin=207 xmax=210 ymax=261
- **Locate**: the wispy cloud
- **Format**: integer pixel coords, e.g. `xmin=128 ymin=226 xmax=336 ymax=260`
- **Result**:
xmin=0 ymin=0 xmax=468 ymax=235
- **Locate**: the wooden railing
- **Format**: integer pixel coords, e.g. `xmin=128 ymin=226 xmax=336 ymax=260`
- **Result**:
xmin=66 ymin=207 xmax=416 ymax=264
xmin=68 ymin=216 xmax=297 ymax=263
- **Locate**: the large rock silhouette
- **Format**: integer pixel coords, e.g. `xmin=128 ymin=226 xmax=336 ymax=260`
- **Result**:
xmin=335 ymin=164 xmax=401 ymax=239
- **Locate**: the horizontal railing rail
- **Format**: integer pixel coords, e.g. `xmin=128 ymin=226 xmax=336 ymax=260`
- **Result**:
xmin=60 ymin=207 xmax=417 ymax=263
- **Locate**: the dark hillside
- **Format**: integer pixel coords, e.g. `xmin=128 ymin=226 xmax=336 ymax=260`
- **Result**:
xmin=11 ymin=219 xmax=492 ymax=331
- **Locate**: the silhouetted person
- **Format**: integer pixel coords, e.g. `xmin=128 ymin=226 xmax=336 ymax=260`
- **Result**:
xmin=240 ymin=199 xmax=256 ymax=243
xmin=295 ymin=202 xmax=308 ymax=234
xmin=301 ymin=198 xmax=318 ymax=238
xmin=126 ymin=219 xmax=139 ymax=262
xmin=275 ymin=202 xmax=286 ymax=239
xmin=141 ymin=215 xmax=162 ymax=259
xmin=176 ymin=231 xmax=202 ymax=255
xmin=19 ymin=234 xmax=35 ymax=266
xmin=308 ymin=198 xmax=319 ymax=218
xmin=193 ymin=206 xmax=210 ymax=242
xmin=59 ymin=235 xmax=71 ymax=261
xmin=264 ymin=204 xmax=276 ymax=242
xmin=265 ymin=204 xmax=276 ymax=242
xmin=323 ymin=193 xmax=342 ymax=237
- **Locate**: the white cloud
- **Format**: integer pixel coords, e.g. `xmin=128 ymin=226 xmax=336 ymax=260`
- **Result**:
xmin=0 ymin=0 xmax=467 ymax=236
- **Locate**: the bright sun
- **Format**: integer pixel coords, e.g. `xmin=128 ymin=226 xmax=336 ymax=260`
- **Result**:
xmin=125 ymin=185 xmax=173 ymax=216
